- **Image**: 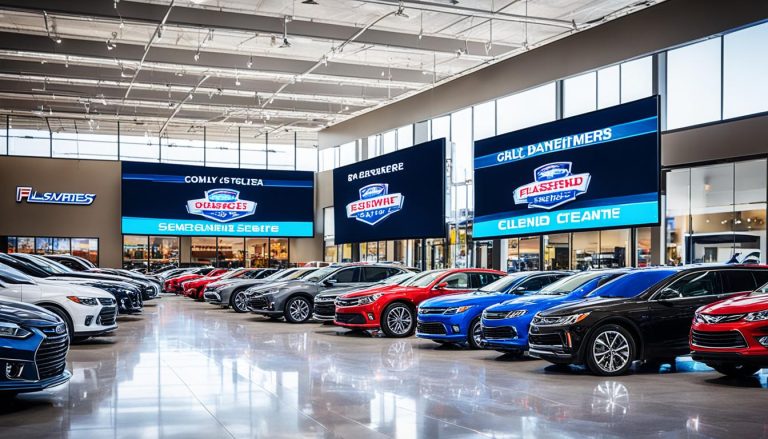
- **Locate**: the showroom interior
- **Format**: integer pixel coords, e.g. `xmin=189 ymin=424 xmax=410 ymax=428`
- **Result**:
xmin=0 ymin=0 xmax=768 ymax=438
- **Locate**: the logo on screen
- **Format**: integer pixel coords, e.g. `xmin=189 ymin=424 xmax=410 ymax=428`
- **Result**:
xmin=186 ymin=189 xmax=256 ymax=222
xmin=346 ymin=183 xmax=404 ymax=226
xmin=513 ymin=162 xmax=591 ymax=210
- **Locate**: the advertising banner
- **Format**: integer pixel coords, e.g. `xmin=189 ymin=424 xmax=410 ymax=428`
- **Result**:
xmin=333 ymin=138 xmax=446 ymax=244
xmin=473 ymin=96 xmax=660 ymax=239
xmin=121 ymin=162 xmax=314 ymax=237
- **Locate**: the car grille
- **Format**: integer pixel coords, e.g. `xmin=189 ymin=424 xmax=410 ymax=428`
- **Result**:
xmin=335 ymin=297 xmax=359 ymax=307
xmin=98 ymin=306 xmax=117 ymax=327
xmin=98 ymin=297 xmax=116 ymax=306
xmin=691 ymin=330 xmax=748 ymax=348
xmin=35 ymin=332 xmax=69 ymax=380
xmin=419 ymin=307 xmax=447 ymax=315
xmin=417 ymin=322 xmax=446 ymax=335
xmin=314 ymin=295 xmax=337 ymax=303
xmin=248 ymin=296 xmax=269 ymax=309
xmin=335 ymin=313 xmax=366 ymax=324
xmin=483 ymin=311 xmax=508 ymax=320
xmin=482 ymin=326 xmax=516 ymax=339
xmin=314 ymin=302 xmax=335 ymax=317
xmin=528 ymin=333 xmax=563 ymax=346
xmin=699 ymin=314 xmax=745 ymax=324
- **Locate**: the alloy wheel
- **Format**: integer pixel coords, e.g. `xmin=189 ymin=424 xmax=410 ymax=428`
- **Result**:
xmin=592 ymin=330 xmax=630 ymax=374
xmin=386 ymin=305 xmax=412 ymax=336
xmin=233 ymin=292 xmax=247 ymax=312
xmin=471 ymin=321 xmax=486 ymax=348
xmin=289 ymin=298 xmax=310 ymax=322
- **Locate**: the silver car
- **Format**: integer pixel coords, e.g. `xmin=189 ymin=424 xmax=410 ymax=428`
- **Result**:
xmin=204 ymin=267 xmax=318 ymax=312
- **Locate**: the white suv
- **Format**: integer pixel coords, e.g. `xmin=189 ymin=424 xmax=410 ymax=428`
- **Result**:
xmin=0 ymin=264 xmax=117 ymax=342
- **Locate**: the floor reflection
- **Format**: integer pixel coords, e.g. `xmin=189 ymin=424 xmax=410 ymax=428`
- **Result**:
xmin=1 ymin=296 xmax=767 ymax=438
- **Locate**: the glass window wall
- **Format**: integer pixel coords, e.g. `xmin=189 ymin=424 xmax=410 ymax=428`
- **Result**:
xmin=723 ymin=21 xmax=768 ymax=119
xmin=667 ymin=38 xmax=722 ymax=129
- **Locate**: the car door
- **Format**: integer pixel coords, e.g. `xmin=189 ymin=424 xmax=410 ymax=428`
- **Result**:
xmin=647 ymin=270 xmax=722 ymax=355
xmin=362 ymin=266 xmax=392 ymax=283
xmin=427 ymin=272 xmax=472 ymax=302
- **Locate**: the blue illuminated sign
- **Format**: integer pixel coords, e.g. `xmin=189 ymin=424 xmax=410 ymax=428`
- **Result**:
xmin=121 ymin=163 xmax=314 ymax=237
xmin=473 ymin=96 xmax=660 ymax=239
xmin=16 ymin=186 xmax=96 ymax=205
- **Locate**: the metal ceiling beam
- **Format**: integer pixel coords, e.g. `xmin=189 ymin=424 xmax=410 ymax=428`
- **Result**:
xmin=0 ymin=31 xmax=433 ymax=84
xmin=0 ymin=0 xmax=518 ymax=57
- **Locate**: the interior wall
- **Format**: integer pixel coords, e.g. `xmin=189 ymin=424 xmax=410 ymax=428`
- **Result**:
xmin=0 ymin=156 xmax=122 ymax=267
xmin=319 ymin=0 xmax=768 ymax=150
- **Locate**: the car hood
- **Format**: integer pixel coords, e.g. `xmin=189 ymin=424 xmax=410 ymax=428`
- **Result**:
xmin=316 ymin=283 xmax=385 ymax=300
xmin=342 ymin=285 xmax=422 ymax=299
xmin=699 ymin=294 xmax=768 ymax=314
xmin=421 ymin=291 xmax=510 ymax=308
xmin=248 ymin=280 xmax=318 ymax=295
xmin=539 ymin=296 xmax=640 ymax=317
xmin=0 ymin=298 xmax=61 ymax=326
xmin=47 ymin=276 xmax=139 ymax=291
xmin=485 ymin=293 xmax=575 ymax=313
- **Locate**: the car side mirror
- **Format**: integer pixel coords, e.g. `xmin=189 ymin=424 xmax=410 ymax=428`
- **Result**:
xmin=656 ymin=288 xmax=681 ymax=301
xmin=324 ymin=279 xmax=338 ymax=287
xmin=435 ymin=282 xmax=448 ymax=290
xmin=513 ymin=286 xmax=528 ymax=295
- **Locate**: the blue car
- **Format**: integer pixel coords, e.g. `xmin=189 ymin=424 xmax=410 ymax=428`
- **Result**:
xmin=416 ymin=271 xmax=571 ymax=348
xmin=0 ymin=297 xmax=71 ymax=396
xmin=481 ymin=268 xmax=681 ymax=354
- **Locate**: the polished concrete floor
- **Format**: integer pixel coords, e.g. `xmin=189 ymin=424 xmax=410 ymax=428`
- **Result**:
xmin=1 ymin=295 xmax=767 ymax=438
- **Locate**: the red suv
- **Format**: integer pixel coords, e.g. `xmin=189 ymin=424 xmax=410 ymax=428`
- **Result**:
xmin=691 ymin=275 xmax=768 ymax=378
xmin=334 ymin=268 xmax=506 ymax=337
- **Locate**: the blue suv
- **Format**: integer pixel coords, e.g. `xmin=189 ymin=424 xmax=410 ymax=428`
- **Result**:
xmin=416 ymin=271 xmax=570 ymax=348
xmin=481 ymin=268 xmax=681 ymax=355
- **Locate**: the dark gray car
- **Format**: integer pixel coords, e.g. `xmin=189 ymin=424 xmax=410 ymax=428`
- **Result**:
xmin=204 ymin=267 xmax=316 ymax=312
xmin=247 ymin=265 xmax=408 ymax=323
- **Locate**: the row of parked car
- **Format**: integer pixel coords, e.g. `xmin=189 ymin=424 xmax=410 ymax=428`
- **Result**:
xmin=165 ymin=262 xmax=768 ymax=378
xmin=0 ymin=253 xmax=163 ymax=396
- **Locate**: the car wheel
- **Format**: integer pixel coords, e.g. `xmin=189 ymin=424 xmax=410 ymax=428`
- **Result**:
xmin=712 ymin=363 xmax=761 ymax=378
xmin=467 ymin=318 xmax=486 ymax=349
xmin=284 ymin=296 xmax=312 ymax=323
xmin=585 ymin=324 xmax=636 ymax=376
xmin=229 ymin=290 xmax=249 ymax=313
xmin=41 ymin=306 xmax=81 ymax=343
xmin=381 ymin=303 xmax=415 ymax=338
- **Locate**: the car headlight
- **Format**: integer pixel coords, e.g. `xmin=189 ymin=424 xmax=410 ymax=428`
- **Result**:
xmin=67 ymin=296 xmax=99 ymax=306
xmin=505 ymin=310 xmax=526 ymax=318
xmin=536 ymin=312 xmax=591 ymax=326
xmin=358 ymin=293 xmax=383 ymax=305
xmin=0 ymin=322 xmax=32 ymax=339
xmin=443 ymin=306 xmax=472 ymax=315
xmin=744 ymin=310 xmax=768 ymax=322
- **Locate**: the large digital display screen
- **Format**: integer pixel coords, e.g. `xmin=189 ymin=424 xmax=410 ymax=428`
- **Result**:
xmin=473 ymin=96 xmax=660 ymax=239
xmin=121 ymin=162 xmax=314 ymax=237
xmin=333 ymin=138 xmax=446 ymax=244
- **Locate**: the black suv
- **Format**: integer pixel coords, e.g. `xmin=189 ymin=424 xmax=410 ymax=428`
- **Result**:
xmin=247 ymin=264 xmax=407 ymax=323
xmin=528 ymin=265 xmax=768 ymax=376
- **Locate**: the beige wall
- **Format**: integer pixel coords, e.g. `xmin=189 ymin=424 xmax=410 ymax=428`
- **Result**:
xmin=0 ymin=156 xmax=123 ymax=267
xmin=319 ymin=0 xmax=768 ymax=150
xmin=0 ymin=156 xmax=324 ymax=266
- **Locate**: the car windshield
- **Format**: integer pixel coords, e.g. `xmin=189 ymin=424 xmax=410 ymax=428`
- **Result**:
xmin=475 ymin=273 xmax=531 ymax=294
xmin=305 ymin=266 xmax=341 ymax=283
xmin=751 ymin=282 xmax=768 ymax=296
xmin=219 ymin=269 xmax=244 ymax=279
xmin=378 ymin=272 xmax=415 ymax=285
xmin=403 ymin=270 xmax=447 ymax=288
xmin=294 ymin=268 xmax=319 ymax=279
xmin=5 ymin=255 xmax=55 ymax=277
xmin=0 ymin=263 xmax=35 ymax=284
xmin=29 ymin=255 xmax=74 ymax=274
xmin=537 ymin=271 xmax=617 ymax=296
xmin=587 ymin=269 xmax=680 ymax=298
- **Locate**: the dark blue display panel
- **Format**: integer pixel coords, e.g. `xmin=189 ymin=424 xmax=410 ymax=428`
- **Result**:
xmin=121 ymin=162 xmax=314 ymax=237
xmin=333 ymin=139 xmax=446 ymax=244
xmin=474 ymin=96 xmax=660 ymax=239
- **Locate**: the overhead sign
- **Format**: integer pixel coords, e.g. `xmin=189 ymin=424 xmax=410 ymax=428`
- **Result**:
xmin=16 ymin=186 xmax=96 ymax=205
xmin=473 ymin=96 xmax=660 ymax=238
xmin=121 ymin=162 xmax=314 ymax=237
xmin=333 ymin=139 xmax=446 ymax=244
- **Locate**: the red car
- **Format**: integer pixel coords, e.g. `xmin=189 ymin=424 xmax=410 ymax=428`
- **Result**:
xmin=182 ymin=268 xmax=274 ymax=300
xmin=334 ymin=268 xmax=506 ymax=338
xmin=164 ymin=267 xmax=223 ymax=294
xmin=691 ymin=278 xmax=768 ymax=377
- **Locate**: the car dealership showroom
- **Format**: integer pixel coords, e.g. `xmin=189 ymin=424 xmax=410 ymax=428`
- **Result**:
xmin=0 ymin=0 xmax=768 ymax=437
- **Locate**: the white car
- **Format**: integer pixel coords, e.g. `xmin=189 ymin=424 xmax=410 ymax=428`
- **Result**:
xmin=0 ymin=264 xmax=117 ymax=342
